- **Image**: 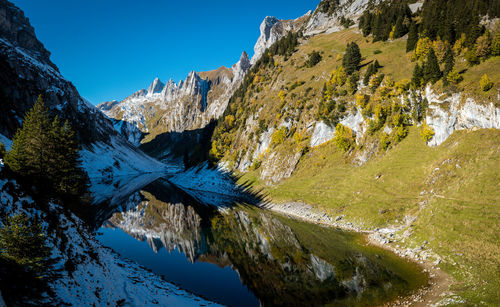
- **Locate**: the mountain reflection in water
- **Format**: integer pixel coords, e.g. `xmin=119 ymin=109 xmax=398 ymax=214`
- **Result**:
xmin=94 ymin=176 xmax=426 ymax=307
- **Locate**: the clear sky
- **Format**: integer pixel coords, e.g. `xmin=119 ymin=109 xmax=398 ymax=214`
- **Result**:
xmin=11 ymin=0 xmax=319 ymax=104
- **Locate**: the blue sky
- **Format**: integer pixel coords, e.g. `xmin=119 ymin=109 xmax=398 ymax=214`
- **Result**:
xmin=11 ymin=0 xmax=319 ymax=104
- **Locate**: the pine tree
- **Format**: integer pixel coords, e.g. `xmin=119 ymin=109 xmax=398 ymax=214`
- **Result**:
xmin=0 ymin=213 xmax=50 ymax=273
xmin=442 ymin=49 xmax=454 ymax=86
xmin=360 ymin=12 xmax=372 ymax=36
xmin=406 ymin=22 xmax=418 ymax=52
xmin=393 ymin=16 xmax=406 ymax=39
xmin=411 ymin=63 xmax=423 ymax=88
xmin=343 ymin=42 xmax=362 ymax=75
xmin=6 ymin=95 xmax=52 ymax=183
xmin=423 ymin=48 xmax=442 ymax=84
xmin=56 ymin=120 xmax=87 ymax=196
xmin=5 ymin=96 xmax=88 ymax=197
xmin=363 ymin=62 xmax=378 ymax=86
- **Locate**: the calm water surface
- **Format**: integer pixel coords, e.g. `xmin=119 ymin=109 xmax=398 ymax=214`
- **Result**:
xmin=93 ymin=175 xmax=426 ymax=307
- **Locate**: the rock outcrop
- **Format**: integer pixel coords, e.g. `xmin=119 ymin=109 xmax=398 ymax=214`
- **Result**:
xmin=304 ymin=0 xmax=372 ymax=36
xmin=251 ymin=13 xmax=311 ymax=65
xmin=424 ymin=86 xmax=500 ymax=146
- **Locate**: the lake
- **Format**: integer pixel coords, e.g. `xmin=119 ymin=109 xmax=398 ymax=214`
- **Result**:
xmin=93 ymin=175 xmax=426 ymax=307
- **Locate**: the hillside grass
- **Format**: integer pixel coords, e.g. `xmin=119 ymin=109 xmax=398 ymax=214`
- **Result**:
xmin=240 ymin=128 xmax=500 ymax=305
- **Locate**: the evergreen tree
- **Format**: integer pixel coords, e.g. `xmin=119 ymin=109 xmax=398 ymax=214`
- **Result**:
xmin=342 ymin=42 xmax=362 ymax=75
xmin=56 ymin=120 xmax=88 ymax=196
xmin=359 ymin=12 xmax=372 ymax=36
xmin=423 ymin=48 xmax=442 ymax=84
xmin=363 ymin=62 xmax=378 ymax=86
xmin=6 ymin=95 xmax=52 ymax=182
xmin=406 ymin=22 xmax=418 ymax=52
xmin=393 ymin=16 xmax=406 ymax=39
xmin=5 ymin=95 xmax=88 ymax=197
xmin=0 ymin=213 xmax=52 ymax=304
xmin=0 ymin=213 xmax=50 ymax=273
xmin=411 ymin=63 xmax=423 ymax=88
xmin=442 ymin=48 xmax=454 ymax=86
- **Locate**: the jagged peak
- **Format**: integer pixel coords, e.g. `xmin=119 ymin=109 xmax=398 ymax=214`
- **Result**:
xmin=232 ymin=51 xmax=251 ymax=82
xmin=147 ymin=77 xmax=165 ymax=96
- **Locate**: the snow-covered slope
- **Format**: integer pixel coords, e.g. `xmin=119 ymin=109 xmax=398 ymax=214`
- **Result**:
xmin=0 ymin=176 xmax=220 ymax=306
xmin=0 ymin=0 xmax=164 ymax=179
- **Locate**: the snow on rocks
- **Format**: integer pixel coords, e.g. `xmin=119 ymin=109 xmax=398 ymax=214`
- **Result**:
xmin=80 ymin=138 xmax=168 ymax=186
xmin=0 ymin=176 xmax=220 ymax=306
xmin=0 ymin=133 xmax=12 ymax=150
xmin=169 ymin=162 xmax=244 ymax=207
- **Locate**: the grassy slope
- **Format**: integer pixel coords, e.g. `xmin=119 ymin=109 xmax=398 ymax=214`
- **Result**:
xmin=241 ymin=127 xmax=500 ymax=305
xmin=233 ymin=28 xmax=500 ymax=304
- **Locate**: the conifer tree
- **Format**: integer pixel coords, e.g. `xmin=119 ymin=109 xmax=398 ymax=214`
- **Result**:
xmin=393 ymin=16 xmax=406 ymax=39
xmin=0 ymin=213 xmax=50 ymax=273
xmin=411 ymin=63 xmax=423 ymax=88
xmin=6 ymin=95 xmax=52 ymax=182
xmin=343 ymin=42 xmax=362 ymax=75
xmin=406 ymin=22 xmax=418 ymax=52
xmin=442 ymin=48 xmax=454 ymax=86
xmin=423 ymin=48 xmax=442 ymax=84
xmin=5 ymin=95 xmax=88 ymax=197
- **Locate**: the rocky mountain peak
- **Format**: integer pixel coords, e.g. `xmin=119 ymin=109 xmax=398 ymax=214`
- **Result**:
xmin=0 ymin=0 xmax=56 ymax=69
xmin=147 ymin=77 xmax=165 ymax=96
xmin=232 ymin=51 xmax=251 ymax=82
xmin=251 ymin=12 xmax=310 ymax=65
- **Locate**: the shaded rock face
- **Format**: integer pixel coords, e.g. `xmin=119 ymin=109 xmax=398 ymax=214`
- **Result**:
xmin=0 ymin=0 xmax=110 ymax=144
xmin=0 ymin=0 xmax=163 ymax=179
xmin=0 ymin=0 xmax=53 ymax=67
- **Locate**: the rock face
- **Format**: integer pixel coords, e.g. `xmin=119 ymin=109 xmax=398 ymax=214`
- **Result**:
xmin=304 ymin=0 xmax=372 ymax=36
xmin=311 ymin=121 xmax=335 ymax=147
xmin=424 ymin=86 xmax=500 ymax=146
xmin=251 ymin=13 xmax=311 ymax=65
xmin=0 ymin=0 xmax=164 ymax=181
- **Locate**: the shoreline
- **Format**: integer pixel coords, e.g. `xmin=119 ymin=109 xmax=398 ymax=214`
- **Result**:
xmin=258 ymin=201 xmax=453 ymax=306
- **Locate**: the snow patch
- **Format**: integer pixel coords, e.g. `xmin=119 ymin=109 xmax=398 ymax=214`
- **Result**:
xmin=0 ymin=133 xmax=12 ymax=150
xmin=80 ymin=138 xmax=168 ymax=186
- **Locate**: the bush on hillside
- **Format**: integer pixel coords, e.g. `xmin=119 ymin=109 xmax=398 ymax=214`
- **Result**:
xmin=480 ymin=74 xmax=493 ymax=91
xmin=420 ymin=122 xmax=435 ymax=143
xmin=334 ymin=123 xmax=355 ymax=152
xmin=306 ymin=51 xmax=322 ymax=68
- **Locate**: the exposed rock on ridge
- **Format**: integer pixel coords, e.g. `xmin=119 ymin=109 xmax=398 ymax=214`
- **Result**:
xmin=304 ymin=0 xmax=373 ymax=36
xmin=251 ymin=13 xmax=311 ymax=65
xmin=98 ymin=52 xmax=251 ymax=141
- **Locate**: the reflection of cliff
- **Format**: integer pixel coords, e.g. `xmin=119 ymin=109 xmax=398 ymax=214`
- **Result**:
xmin=102 ymin=179 xmax=420 ymax=306
xmin=106 ymin=180 xmax=213 ymax=262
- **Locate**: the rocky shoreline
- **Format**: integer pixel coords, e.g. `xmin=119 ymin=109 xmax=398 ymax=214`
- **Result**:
xmin=259 ymin=201 xmax=455 ymax=306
